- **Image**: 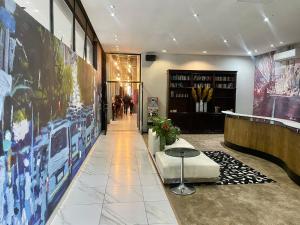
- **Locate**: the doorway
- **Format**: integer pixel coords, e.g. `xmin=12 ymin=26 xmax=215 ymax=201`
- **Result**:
xmin=106 ymin=54 xmax=142 ymax=132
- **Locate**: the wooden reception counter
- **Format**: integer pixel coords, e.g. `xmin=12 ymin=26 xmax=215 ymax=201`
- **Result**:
xmin=223 ymin=111 xmax=300 ymax=185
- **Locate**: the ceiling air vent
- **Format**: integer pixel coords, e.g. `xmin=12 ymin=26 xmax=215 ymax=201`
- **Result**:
xmin=274 ymin=48 xmax=300 ymax=62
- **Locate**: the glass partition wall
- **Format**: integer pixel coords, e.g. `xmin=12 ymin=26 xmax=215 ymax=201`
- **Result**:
xmin=106 ymin=54 xmax=142 ymax=131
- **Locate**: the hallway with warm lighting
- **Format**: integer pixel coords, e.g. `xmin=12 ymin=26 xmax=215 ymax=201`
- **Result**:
xmin=48 ymin=115 xmax=178 ymax=225
xmin=108 ymin=114 xmax=139 ymax=132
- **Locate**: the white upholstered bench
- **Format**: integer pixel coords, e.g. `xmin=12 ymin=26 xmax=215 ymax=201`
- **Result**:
xmin=148 ymin=129 xmax=220 ymax=184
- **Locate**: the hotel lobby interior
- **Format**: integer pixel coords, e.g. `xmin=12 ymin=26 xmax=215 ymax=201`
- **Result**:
xmin=0 ymin=0 xmax=300 ymax=225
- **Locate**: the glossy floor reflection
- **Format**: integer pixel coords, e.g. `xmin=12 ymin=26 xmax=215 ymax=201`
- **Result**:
xmin=48 ymin=115 xmax=178 ymax=225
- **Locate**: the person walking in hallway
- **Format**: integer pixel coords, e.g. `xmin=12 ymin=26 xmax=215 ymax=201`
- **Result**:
xmin=130 ymin=99 xmax=134 ymax=115
xmin=123 ymin=94 xmax=131 ymax=115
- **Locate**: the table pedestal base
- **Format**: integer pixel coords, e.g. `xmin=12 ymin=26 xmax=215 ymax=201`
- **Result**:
xmin=171 ymin=183 xmax=196 ymax=195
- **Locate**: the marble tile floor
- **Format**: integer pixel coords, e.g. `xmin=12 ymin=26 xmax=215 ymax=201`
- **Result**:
xmin=48 ymin=115 xmax=178 ymax=225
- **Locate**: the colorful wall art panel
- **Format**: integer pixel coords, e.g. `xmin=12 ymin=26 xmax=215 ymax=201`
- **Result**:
xmin=253 ymin=52 xmax=300 ymax=121
xmin=0 ymin=1 xmax=102 ymax=224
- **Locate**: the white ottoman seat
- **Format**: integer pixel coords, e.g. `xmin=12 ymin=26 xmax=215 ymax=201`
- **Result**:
xmin=147 ymin=129 xmax=220 ymax=184
xmin=155 ymin=151 xmax=220 ymax=183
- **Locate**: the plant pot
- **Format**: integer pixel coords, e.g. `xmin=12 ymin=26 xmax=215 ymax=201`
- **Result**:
xmin=204 ymin=102 xmax=207 ymax=112
xmin=200 ymin=100 xmax=203 ymax=112
xmin=196 ymin=102 xmax=200 ymax=112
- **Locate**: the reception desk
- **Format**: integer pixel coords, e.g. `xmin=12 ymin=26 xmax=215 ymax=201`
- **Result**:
xmin=223 ymin=111 xmax=300 ymax=185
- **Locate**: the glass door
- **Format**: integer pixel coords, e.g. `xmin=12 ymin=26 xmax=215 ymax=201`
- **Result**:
xmin=105 ymin=53 xmax=141 ymax=131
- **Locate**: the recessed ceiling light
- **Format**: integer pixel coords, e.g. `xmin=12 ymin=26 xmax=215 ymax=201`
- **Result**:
xmin=247 ymin=51 xmax=252 ymax=55
xmin=223 ymin=39 xmax=228 ymax=43
xmin=254 ymin=49 xmax=258 ymax=53
xmin=279 ymin=41 xmax=284 ymax=44
xmin=162 ymin=49 xmax=167 ymax=53
xmin=110 ymin=5 xmax=115 ymax=9
xmin=34 ymin=9 xmax=39 ymax=13
xmin=264 ymin=17 xmax=269 ymax=22
xmin=111 ymin=12 xmax=115 ymax=17
xmin=202 ymin=51 xmax=207 ymax=54
xmin=172 ymin=37 xmax=176 ymax=42
xmin=193 ymin=13 xmax=199 ymax=18
xmin=270 ymin=44 xmax=275 ymax=48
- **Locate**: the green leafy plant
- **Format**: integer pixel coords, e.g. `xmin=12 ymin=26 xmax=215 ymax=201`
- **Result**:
xmin=151 ymin=116 xmax=181 ymax=150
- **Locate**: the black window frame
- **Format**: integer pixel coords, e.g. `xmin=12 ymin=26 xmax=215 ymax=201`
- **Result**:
xmin=49 ymin=0 xmax=100 ymax=68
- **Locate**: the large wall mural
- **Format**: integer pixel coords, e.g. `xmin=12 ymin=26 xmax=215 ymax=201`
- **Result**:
xmin=0 ymin=1 xmax=102 ymax=224
xmin=253 ymin=52 xmax=300 ymax=121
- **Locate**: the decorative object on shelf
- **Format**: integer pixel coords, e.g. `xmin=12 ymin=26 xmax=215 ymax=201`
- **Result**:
xmin=201 ymin=87 xmax=210 ymax=112
xmin=152 ymin=116 xmax=181 ymax=150
xmin=197 ymin=86 xmax=203 ymax=112
xmin=196 ymin=102 xmax=200 ymax=112
xmin=207 ymin=88 xmax=214 ymax=102
xmin=168 ymin=69 xmax=236 ymax=133
xmin=203 ymin=101 xmax=207 ymax=112
xmin=197 ymin=86 xmax=202 ymax=99
xmin=191 ymin=87 xmax=199 ymax=112
xmin=199 ymin=100 xmax=203 ymax=112
xmin=191 ymin=88 xmax=197 ymax=102
xmin=191 ymin=86 xmax=214 ymax=112
xmin=205 ymin=87 xmax=214 ymax=112
xmin=215 ymin=106 xmax=221 ymax=113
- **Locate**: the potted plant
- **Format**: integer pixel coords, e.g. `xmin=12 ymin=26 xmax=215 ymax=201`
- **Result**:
xmin=151 ymin=116 xmax=181 ymax=150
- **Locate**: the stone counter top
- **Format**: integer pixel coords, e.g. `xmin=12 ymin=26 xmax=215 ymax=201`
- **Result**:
xmin=222 ymin=111 xmax=300 ymax=132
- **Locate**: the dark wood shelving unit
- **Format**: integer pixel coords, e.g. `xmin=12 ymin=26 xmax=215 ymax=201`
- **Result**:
xmin=167 ymin=69 xmax=237 ymax=133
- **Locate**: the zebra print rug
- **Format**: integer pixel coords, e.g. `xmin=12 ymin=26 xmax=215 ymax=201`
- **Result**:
xmin=203 ymin=151 xmax=275 ymax=185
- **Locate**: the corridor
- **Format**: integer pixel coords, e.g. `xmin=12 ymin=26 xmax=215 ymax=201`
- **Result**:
xmin=48 ymin=116 xmax=178 ymax=225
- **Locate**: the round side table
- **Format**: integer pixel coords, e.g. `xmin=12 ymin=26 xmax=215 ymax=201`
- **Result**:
xmin=165 ymin=147 xmax=200 ymax=195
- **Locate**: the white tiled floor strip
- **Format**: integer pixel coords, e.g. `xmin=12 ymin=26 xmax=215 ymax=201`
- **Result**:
xmin=49 ymin=115 xmax=178 ymax=225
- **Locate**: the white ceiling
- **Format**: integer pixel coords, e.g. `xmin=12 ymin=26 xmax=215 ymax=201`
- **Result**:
xmin=82 ymin=0 xmax=300 ymax=56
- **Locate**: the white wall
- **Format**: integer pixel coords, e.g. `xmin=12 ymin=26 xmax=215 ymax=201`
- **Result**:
xmin=141 ymin=53 xmax=255 ymax=131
